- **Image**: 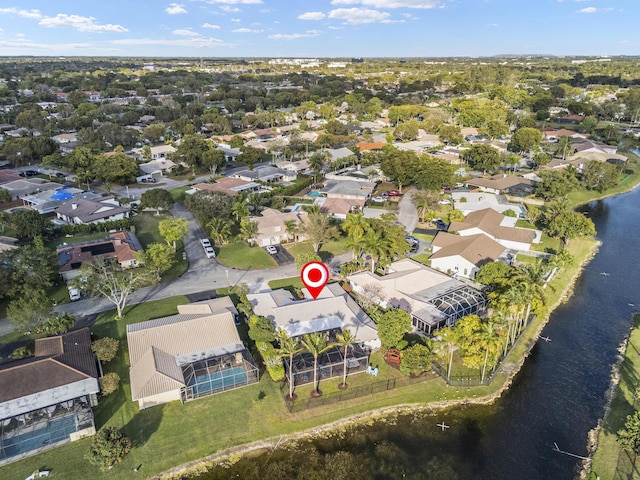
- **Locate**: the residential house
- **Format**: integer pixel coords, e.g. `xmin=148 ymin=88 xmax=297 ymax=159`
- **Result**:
xmin=451 ymin=192 xmax=527 ymax=217
xmin=131 ymin=144 xmax=176 ymax=161
xmin=326 ymin=147 xmax=357 ymax=163
xmin=127 ymin=297 xmax=258 ymax=409
xmin=248 ymin=283 xmax=380 ymax=351
xmin=430 ymin=232 xmax=510 ymax=279
xmin=466 ymin=174 xmax=536 ymax=197
xmin=59 ymin=142 xmax=78 ymax=155
xmin=320 ymin=180 xmax=375 ymax=201
xmin=542 ymin=128 xmax=585 ymax=142
xmin=250 ymin=208 xmax=308 ymax=246
xmin=572 ymin=139 xmax=618 ymax=155
xmin=231 ymin=165 xmax=297 ymax=184
xmin=189 ymin=178 xmax=264 ymax=197
xmin=275 ymin=159 xmax=310 ymax=174
xmin=56 ymin=231 xmax=142 ymax=281
xmin=215 ymin=144 xmax=241 ymax=163
xmin=51 ymin=133 xmax=77 ymax=144
xmin=347 ymin=258 xmax=487 ymax=335
xmin=22 ymin=186 xmax=100 ymax=215
xmin=55 ymin=196 xmax=131 ymax=225
xmin=320 ymin=197 xmax=364 ymax=220
xmin=557 ymin=114 xmax=584 ymax=124
xmin=1 ymin=179 xmax=60 ymax=200
xmin=0 ymin=328 xmax=100 ymax=466
xmin=139 ymin=158 xmax=177 ymax=178
xmin=447 ymin=208 xmax=539 ymax=251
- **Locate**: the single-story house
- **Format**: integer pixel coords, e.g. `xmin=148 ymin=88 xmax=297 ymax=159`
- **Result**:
xmin=275 ymin=159 xmax=310 ymax=174
xmin=21 ymin=186 xmax=99 ymax=215
xmin=59 ymin=142 xmax=78 ymax=155
xmin=215 ymin=144 xmax=241 ymax=163
xmin=321 ymin=180 xmax=375 ymax=201
xmin=56 ymin=231 xmax=142 ymax=281
xmin=572 ymin=139 xmax=617 ymax=155
xmin=348 ymin=258 xmax=487 ymax=335
xmin=139 ymin=158 xmax=177 ymax=177
xmin=326 ymin=147 xmax=357 ymax=163
xmin=0 ymin=328 xmax=100 ymax=466
xmin=452 ymin=192 xmax=526 ymax=217
xmin=543 ymin=129 xmax=585 ymax=142
xmin=447 ymin=208 xmax=539 ymax=251
xmin=231 ymin=165 xmax=297 ymax=184
xmin=189 ymin=178 xmax=264 ymax=197
xmin=51 ymin=132 xmax=77 ymax=144
xmin=127 ymin=297 xmax=258 ymax=409
xmin=250 ymin=208 xmax=308 ymax=246
xmin=55 ymin=196 xmax=131 ymax=225
xmin=430 ymin=232 xmax=510 ymax=279
xmin=466 ymin=174 xmax=536 ymax=197
xmin=248 ymin=283 xmax=380 ymax=351
xmin=320 ymin=197 xmax=365 ymax=220
xmin=130 ymin=144 xmax=176 ymax=161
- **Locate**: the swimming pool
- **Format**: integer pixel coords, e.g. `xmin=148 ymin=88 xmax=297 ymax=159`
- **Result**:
xmin=187 ymin=367 xmax=248 ymax=396
xmin=308 ymin=191 xmax=320 ymax=197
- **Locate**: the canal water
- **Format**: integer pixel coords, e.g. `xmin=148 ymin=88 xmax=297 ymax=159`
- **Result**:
xmin=200 ymin=188 xmax=640 ymax=480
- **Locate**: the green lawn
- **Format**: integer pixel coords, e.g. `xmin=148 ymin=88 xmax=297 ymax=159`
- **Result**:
xmin=567 ymin=172 xmax=640 ymax=208
xmin=267 ymin=276 xmax=305 ymax=291
xmin=590 ymin=314 xmax=640 ymax=480
xmin=412 ymin=232 xmax=435 ymax=242
xmin=411 ymin=253 xmax=431 ymax=266
xmin=216 ymin=241 xmax=276 ymax=269
xmin=168 ymin=185 xmax=191 ymax=203
xmin=285 ymin=238 xmax=350 ymax=262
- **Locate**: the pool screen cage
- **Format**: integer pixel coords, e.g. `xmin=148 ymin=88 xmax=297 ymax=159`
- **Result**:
xmin=0 ymin=396 xmax=94 ymax=466
xmin=284 ymin=342 xmax=370 ymax=387
xmin=180 ymin=350 xmax=259 ymax=402
xmin=430 ymin=286 xmax=487 ymax=323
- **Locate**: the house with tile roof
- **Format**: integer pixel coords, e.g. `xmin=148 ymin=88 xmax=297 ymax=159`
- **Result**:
xmin=430 ymin=232 xmax=511 ymax=279
xmin=0 ymin=328 xmax=100 ymax=466
xmin=189 ymin=177 xmax=264 ymax=197
xmin=249 ymin=208 xmax=308 ymax=247
xmin=54 ymin=196 xmax=131 ymax=225
xmin=127 ymin=297 xmax=258 ymax=409
xmin=466 ymin=174 xmax=536 ymax=196
xmin=447 ymin=208 xmax=540 ymax=251
xmin=56 ymin=231 xmax=143 ymax=281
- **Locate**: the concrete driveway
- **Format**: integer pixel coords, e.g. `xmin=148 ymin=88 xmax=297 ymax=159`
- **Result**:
xmin=266 ymin=245 xmax=294 ymax=266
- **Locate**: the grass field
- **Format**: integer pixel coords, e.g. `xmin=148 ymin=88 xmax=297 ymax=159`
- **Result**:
xmin=285 ymin=238 xmax=350 ymax=262
xmin=216 ymin=241 xmax=276 ymax=269
xmin=590 ymin=315 xmax=640 ymax=480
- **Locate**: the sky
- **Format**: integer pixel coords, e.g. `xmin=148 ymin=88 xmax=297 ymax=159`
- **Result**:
xmin=0 ymin=0 xmax=637 ymax=58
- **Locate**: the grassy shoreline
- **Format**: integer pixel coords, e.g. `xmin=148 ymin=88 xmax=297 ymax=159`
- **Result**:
xmin=587 ymin=315 xmax=640 ymax=480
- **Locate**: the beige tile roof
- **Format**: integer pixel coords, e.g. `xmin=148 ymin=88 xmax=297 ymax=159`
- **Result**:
xmin=449 ymin=208 xmax=535 ymax=245
xmin=431 ymin=232 xmax=506 ymax=264
xmin=467 ymin=175 xmax=534 ymax=191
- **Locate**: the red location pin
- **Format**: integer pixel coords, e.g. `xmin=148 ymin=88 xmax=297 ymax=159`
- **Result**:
xmin=300 ymin=261 xmax=329 ymax=299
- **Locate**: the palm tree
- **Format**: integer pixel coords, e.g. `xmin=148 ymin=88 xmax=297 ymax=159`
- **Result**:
xmin=342 ymin=213 xmax=370 ymax=259
xmin=335 ymin=329 xmax=356 ymax=389
xmin=308 ymin=151 xmax=327 ymax=185
xmin=435 ymin=327 xmax=459 ymax=382
xmin=239 ymin=218 xmax=258 ymax=244
xmin=479 ymin=319 xmax=502 ymax=383
xmin=300 ymin=332 xmax=334 ymax=396
xmin=362 ymin=229 xmax=388 ymax=273
xmin=206 ymin=218 xmax=232 ymax=246
xmin=277 ymin=329 xmax=302 ymax=401
xmin=556 ymin=136 xmax=571 ymax=160
xmin=232 ymin=199 xmax=250 ymax=222
xmin=284 ymin=219 xmax=298 ymax=243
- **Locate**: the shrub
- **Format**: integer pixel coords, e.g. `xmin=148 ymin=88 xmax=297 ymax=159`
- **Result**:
xmin=86 ymin=427 xmax=131 ymax=471
xmin=9 ymin=345 xmax=34 ymax=360
xmin=40 ymin=313 xmax=76 ymax=335
xmin=92 ymin=337 xmax=120 ymax=364
xmin=503 ymin=209 xmax=517 ymax=217
xmin=100 ymin=372 xmax=121 ymax=396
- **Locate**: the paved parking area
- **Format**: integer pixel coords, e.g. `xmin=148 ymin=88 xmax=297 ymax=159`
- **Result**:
xmin=265 ymin=245 xmax=295 ymax=266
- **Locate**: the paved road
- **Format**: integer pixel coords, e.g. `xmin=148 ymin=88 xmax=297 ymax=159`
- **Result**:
xmin=397 ymin=192 xmax=419 ymax=233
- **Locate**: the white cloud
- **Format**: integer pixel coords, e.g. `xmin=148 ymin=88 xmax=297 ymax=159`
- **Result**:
xmin=204 ymin=0 xmax=262 ymax=4
xmin=220 ymin=6 xmax=241 ymax=12
xmin=232 ymin=27 xmax=263 ymax=33
xmin=202 ymin=23 xmax=221 ymax=29
xmin=578 ymin=7 xmax=596 ymax=13
xmin=231 ymin=18 xmax=241 ymax=22
xmin=298 ymin=12 xmax=326 ymax=20
xmin=268 ymin=30 xmax=322 ymax=40
xmin=165 ymin=3 xmax=188 ymax=14
xmin=330 ymin=0 xmax=441 ymax=8
xmin=173 ymin=28 xmax=199 ymax=36
xmin=328 ymin=8 xmax=391 ymax=24
xmin=38 ymin=14 xmax=128 ymax=33
xmin=110 ymin=36 xmax=229 ymax=48
xmin=0 ymin=7 xmax=42 ymax=19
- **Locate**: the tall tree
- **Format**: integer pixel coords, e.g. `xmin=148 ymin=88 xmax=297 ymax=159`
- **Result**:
xmin=277 ymin=329 xmax=303 ymax=401
xmin=140 ymin=188 xmax=175 ymax=215
xmin=6 ymin=288 xmax=52 ymax=332
xmin=135 ymin=243 xmax=175 ymax=281
xmin=335 ymin=329 xmax=357 ymax=389
xmin=435 ymin=327 xmax=460 ymax=381
xmin=547 ymin=210 xmax=596 ymax=247
xmin=376 ymin=309 xmax=411 ymax=350
xmin=302 ymin=211 xmax=339 ymax=253
xmin=207 ymin=218 xmax=232 ymax=245
xmin=300 ymin=332 xmax=334 ymax=396
xmin=158 ymin=217 xmax=189 ymax=252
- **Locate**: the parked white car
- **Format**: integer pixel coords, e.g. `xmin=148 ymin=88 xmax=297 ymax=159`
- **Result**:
xmin=68 ymin=286 xmax=81 ymax=301
xmin=200 ymin=238 xmax=212 ymax=248
xmin=265 ymin=245 xmax=278 ymax=255
xmin=204 ymin=246 xmax=216 ymax=258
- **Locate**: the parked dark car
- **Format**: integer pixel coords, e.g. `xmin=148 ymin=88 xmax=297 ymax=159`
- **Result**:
xmin=19 ymin=170 xmax=38 ymax=177
xmin=435 ymin=220 xmax=447 ymax=230
xmin=55 ymin=172 xmax=67 ymax=178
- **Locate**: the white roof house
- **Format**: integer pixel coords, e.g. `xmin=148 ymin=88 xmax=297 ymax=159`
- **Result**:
xmin=247 ymin=283 xmax=380 ymax=350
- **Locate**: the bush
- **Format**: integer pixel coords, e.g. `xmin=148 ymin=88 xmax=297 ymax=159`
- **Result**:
xmin=100 ymin=372 xmax=120 ymax=396
xmin=56 ymin=219 xmax=132 ymax=236
xmin=40 ymin=312 xmax=76 ymax=335
xmin=86 ymin=427 xmax=131 ymax=471
xmin=9 ymin=345 xmax=34 ymax=360
xmin=503 ymin=209 xmax=517 ymax=217
xmin=92 ymin=337 xmax=120 ymax=364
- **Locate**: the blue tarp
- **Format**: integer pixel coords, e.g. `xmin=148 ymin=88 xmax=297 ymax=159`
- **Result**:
xmin=51 ymin=191 xmax=74 ymax=200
